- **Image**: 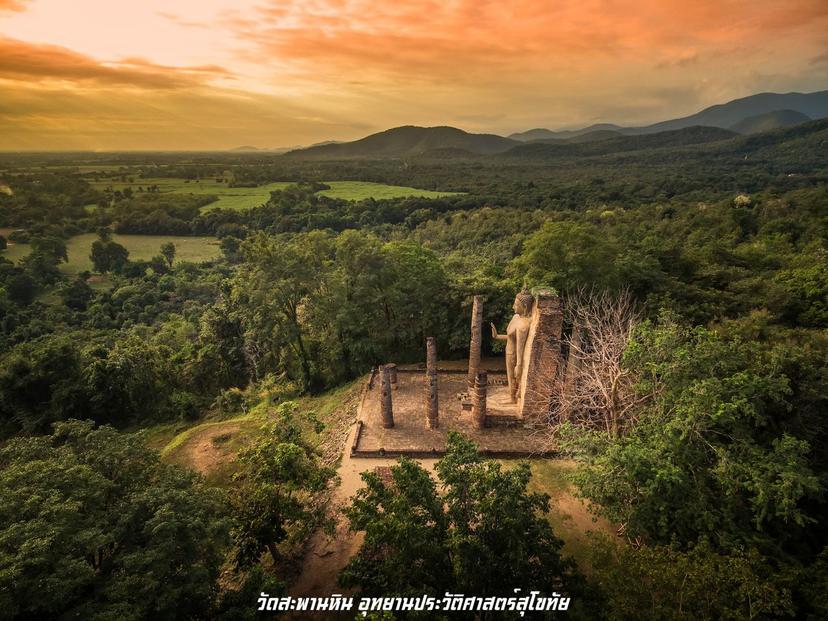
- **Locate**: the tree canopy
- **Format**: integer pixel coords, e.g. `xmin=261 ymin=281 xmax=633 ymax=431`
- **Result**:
xmin=0 ymin=419 xmax=229 ymax=621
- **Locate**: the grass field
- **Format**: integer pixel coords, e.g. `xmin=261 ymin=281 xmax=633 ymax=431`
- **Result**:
xmin=151 ymin=380 xmax=361 ymax=487
xmin=89 ymin=177 xmax=461 ymax=211
xmin=90 ymin=178 xmax=294 ymax=212
xmin=317 ymin=181 xmax=461 ymax=201
xmin=1 ymin=233 xmax=221 ymax=273
xmin=526 ymin=460 xmax=617 ymax=566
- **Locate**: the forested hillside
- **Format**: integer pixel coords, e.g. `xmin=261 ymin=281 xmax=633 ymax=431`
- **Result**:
xmin=0 ymin=116 xmax=826 ymax=619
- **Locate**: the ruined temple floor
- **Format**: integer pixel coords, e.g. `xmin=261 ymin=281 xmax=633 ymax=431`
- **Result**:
xmin=352 ymin=358 xmax=555 ymax=457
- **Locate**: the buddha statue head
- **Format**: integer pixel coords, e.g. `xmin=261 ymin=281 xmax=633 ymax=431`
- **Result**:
xmin=513 ymin=287 xmax=534 ymax=317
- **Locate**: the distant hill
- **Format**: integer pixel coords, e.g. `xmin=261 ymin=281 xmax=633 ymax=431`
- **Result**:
xmin=284 ymin=91 xmax=828 ymax=159
xmin=230 ymin=140 xmax=344 ymax=153
xmin=510 ymin=90 xmax=828 ymax=141
xmin=495 ymin=119 xmax=828 ymax=177
xmin=729 ymin=109 xmax=812 ymax=134
xmin=306 ymin=140 xmax=343 ymax=148
xmin=287 ymin=126 xmax=518 ymax=157
xmin=559 ymin=129 xmax=623 ymax=144
xmin=505 ymin=126 xmax=738 ymax=158
xmin=510 ymin=124 xmax=625 ymax=142
xmin=638 ymin=91 xmax=827 ymax=134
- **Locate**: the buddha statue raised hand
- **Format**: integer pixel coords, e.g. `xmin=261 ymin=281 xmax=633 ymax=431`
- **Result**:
xmin=490 ymin=287 xmax=533 ymax=403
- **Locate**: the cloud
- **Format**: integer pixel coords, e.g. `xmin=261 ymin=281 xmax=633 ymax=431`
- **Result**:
xmin=156 ymin=11 xmax=210 ymax=29
xmin=226 ymin=0 xmax=828 ymax=86
xmin=0 ymin=36 xmax=230 ymax=89
xmin=1 ymin=0 xmax=827 ymax=148
xmin=211 ymin=0 xmax=828 ymax=134
xmin=0 ymin=0 xmax=28 ymax=12
xmin=0 ymin=77 xmax=367 ymax=150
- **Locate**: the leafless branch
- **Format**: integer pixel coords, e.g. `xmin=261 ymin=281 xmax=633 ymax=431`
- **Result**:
xmin=538 ymin=288 xmax=653 ymax=441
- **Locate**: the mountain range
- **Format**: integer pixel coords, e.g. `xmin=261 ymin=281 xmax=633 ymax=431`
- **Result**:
xmin=507 ymin=90 xmax=828 ymax=141
xmin=285 ymin=90 xmax=828 ymax=158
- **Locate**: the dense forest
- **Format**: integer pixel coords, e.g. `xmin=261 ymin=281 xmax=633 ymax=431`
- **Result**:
xmin=0 ymin=118 xmax=827 ymax=620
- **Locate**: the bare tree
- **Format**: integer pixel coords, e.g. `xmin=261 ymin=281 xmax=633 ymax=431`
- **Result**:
xmin=541 ymin=288 xmax=651 ymax=438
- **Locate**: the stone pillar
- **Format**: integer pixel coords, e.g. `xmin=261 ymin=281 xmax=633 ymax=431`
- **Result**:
xmin=425 ymin=374 xmax=439 ymax=429
xmin=426 ymin=337 xmax=437 ymax=374
xmin=467 ymin=295 xmax=483 ymax=388
xmin=472 ymin=370 xmax=487 ymax=430
xmin=425 ymin=337 xmax=439 ymax=428
xmin=380 ymin=365 xmax=394 ymax=428
xmin=386 ymin=363 xmax=398 ymax=389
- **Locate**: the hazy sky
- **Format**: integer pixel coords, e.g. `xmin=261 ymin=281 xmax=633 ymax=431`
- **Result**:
xmin=1 ymin=0 xmax=827 ymax=150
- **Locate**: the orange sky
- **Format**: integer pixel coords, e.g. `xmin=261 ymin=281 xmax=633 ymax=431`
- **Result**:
xmin=1 ymin=0 xmax=827 ymax=150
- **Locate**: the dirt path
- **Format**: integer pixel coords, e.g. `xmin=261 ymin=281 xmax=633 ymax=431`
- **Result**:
xmin=288 ymin=383 xmax=615 ymax=599
xmin=180 ymin=422 xmax=243 ymax=475
xmin=289 ymin=421 xmax=440 ymax=597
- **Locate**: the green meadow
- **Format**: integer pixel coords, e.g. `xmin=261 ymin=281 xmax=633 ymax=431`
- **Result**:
xmin=91 ymin=178 xmax=294 ymax=212
xmin=1 ymin=233 xmax=221 ymax=274
xmin=90 ymin=177 xmax=461 ymax=212
xmin=317 ymin=180 xmax=461 ymax=201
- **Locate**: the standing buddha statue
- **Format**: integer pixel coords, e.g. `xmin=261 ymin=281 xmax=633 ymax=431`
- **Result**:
xmin=490 ymin=287 xmax=534 ymax=403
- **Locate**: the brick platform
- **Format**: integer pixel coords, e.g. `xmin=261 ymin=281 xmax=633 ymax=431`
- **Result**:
xmin=351 ymin=364 xmax=556 ymax=458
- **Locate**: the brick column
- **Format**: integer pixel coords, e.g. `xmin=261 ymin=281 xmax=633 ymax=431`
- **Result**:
xmin=426 ymin=336 xmax=437 ymax=373
xmin=472 ymin=370 xmax=487 ymax=430
xmin=380 ymin=365 xmax=394 ymax=428
xmin=467 ymin=295 xmax=483 ymax=388
xmin=561 ymin=322 xmax=583 ymax=419
xmin=519 ymin=293 xmax=564 ymax=419
xmin=386 ymin=363 xmax=398 ymax=389
xmin=425 ymin=337 xmax=439 ymax=429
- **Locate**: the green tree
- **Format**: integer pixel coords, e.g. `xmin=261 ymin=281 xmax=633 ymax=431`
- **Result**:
xmin=60 ymin=275 xmax=94 ymax=310
xmin=219 ymin=236 xmax=242 ymax=263
xmin=339 ymin=456 xmax=451 ymax=596
xmin=437 ymin=434 xmax=583 ymax=597
xmin=161 ymin=241 xmax=176 ymax=267
xmin=82 ymin=335 xmax=171 ymax=426
xmin=565 ymin=319 xmax=822 ymax=549
xmin=0 ymin=335 xmax=87 ymax=435
xmin=232 ymin=231 xmax=333 ymax=391
xmin=585 ymin=534 xmax=793 ymax=621
xmin=317 ymin=233 xmax=454 ymax=383
xmin=149 ymin=254 xmax=169 ymax=274
xmin=772 ymin=242 xmax=828 ymax=327
xmin=230 ymin=402 xmax=334 ymax=568
xmin=30 ymin=235 xmax=68 ymax=264
xmin=21 ymin=238 xmax=65 ymax=283
xmin=4 ymin=272 xmax=36 ymax=305
xmin=194 ymin=297 xmax=248 ymax=390
xmin=340 ymin=433 xmax=587 ymax=612
xmin=511 ymin=221 xmax=621 ymax=292
xmin=0 ymin=420 xmax=229 ymax=620
xmin=90 ymin=232 xmax=129 ymax=274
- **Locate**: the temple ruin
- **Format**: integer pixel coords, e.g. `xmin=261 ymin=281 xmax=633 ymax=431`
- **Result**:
xmin=351 ymin=287 xmax=565 ymax=457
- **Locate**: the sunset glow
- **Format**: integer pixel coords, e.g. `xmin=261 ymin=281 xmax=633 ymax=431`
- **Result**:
xmin=1 ymin=0 xmax=827 ymax=150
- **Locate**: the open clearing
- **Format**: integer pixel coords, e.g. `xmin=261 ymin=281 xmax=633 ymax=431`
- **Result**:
xmin=1 ymin=233 xmax=220 ymax=273
xmin=318 ymin=180 xmax=461 ymax=201
xmin=153 ymin=381 xmax=363 ymax=487
xmin=90 ymin=178 xmax=294 ymax=212
xmin=149 ymin=377 xmax=615 ymax=596
xmin=88 ymin=177 xmax=461 ymax=211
